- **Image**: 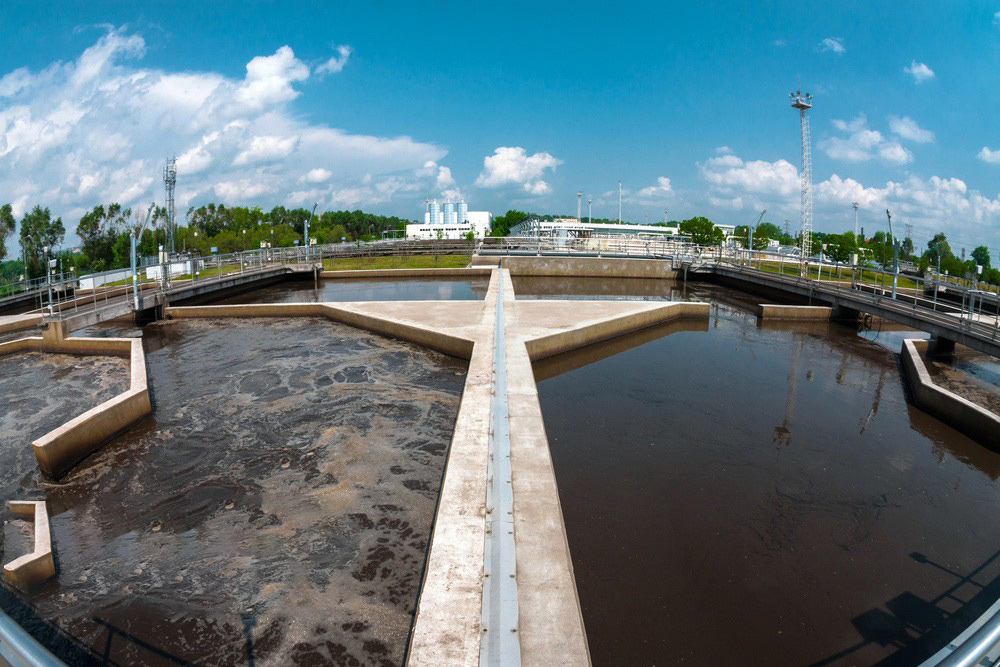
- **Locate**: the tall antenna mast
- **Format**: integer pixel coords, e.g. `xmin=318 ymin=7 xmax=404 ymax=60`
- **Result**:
xmin=852 ymin=201 xmax=859 ymax=241
xmin=790 ymin=88 xmax=813 ymax=264
xmin=588 ymin=195 xmax=592 ymax=224
xmin=577 ymin=191 xmax=583 ymax=223
xmin=618 ymin=179 xmax=622 ymax=224
xmin=163 ymin=157 xmax=177 ymax=255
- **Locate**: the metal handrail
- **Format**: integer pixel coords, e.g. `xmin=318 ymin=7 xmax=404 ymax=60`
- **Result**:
xmin=0 ymin=610 xmax=64 ymax=666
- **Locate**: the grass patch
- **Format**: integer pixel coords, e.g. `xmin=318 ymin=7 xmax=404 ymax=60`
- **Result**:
xmin=323 ymin=255 xmax=472 ymax=270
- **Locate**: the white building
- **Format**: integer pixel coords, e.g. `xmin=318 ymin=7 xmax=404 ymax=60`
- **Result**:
xmin=406 ymin=200 xmax=493 ymax=239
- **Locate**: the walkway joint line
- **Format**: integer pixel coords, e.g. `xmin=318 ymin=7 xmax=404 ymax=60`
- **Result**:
xmin=480 ymin=272 xmax=521 ymax=666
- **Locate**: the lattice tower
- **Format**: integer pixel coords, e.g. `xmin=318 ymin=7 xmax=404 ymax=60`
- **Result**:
xmin=163 ymin=157 xmax=177 ymax=255
xmin=790 ymin=90 xmax=813 ymax=260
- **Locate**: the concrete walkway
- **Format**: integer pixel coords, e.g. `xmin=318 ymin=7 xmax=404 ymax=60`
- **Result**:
xmin=164 ymin=267 xmax=711 ymax=666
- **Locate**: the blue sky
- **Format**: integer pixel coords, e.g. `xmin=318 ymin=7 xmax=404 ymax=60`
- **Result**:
xmin=2 ymin=1 xmax=999 ymax=256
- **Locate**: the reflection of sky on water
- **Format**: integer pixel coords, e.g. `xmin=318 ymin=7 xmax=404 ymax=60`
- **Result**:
xmin=535 ymin=281 xmax=1000 ymax=667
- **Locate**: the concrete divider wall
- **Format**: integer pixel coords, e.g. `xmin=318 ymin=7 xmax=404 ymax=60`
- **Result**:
xmin=0 ymin=314 xmax=42 ymax=335
xmin=901 ymin=338 xmax=1000 ymax=451
xmin=320 ymin=268 xmax=491 ymax=279
xmin=758 ymin=304 xmax=833 ymax=321
xmin=0 ymin=336 xmax=151 ymax=479
xmin=473 ymin=255 xmax=679 ymax=278
xmin=524 ymin=302 xmax=710 ymax=360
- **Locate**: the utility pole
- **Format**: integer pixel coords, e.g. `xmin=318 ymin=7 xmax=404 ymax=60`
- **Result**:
xmin=886 ymin=209 xmax=898 ymax=299
xmin=618 ymin=179 xmax=622 ymax=224
xmin=304 ymin=203 xmax=317 ymax=260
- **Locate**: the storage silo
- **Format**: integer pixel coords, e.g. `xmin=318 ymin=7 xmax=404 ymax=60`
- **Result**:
xmin=442 ymin=201 xmax=455 ymax=227
xmin=429 ymin=200 xmax=441 ymax=226
xmin=457 ymin=200 xmax=468 ymax=225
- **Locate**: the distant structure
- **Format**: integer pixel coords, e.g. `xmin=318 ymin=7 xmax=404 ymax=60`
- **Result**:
xmin=510 ymin=218 xmax=685 ymax=239
xmin=408 ymin=199 xmax=492 ymax=239
xmin=163 ymin=157 xmax=177 ymax=255
xmin=577 ymin=191 xmax=583 ymax=223
xmin=790 ymin=89 xmax=813 ymax=260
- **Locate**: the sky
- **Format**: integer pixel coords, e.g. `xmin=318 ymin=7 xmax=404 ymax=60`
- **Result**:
xmin=1 ymin=1 xmax=1000 ymax=257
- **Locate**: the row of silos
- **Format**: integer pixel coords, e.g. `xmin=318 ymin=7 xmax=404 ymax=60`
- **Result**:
xmin=426 ymin=200 xmax=469 ymax=226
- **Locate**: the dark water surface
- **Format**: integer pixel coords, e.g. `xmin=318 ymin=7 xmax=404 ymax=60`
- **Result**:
xmin=535 ymin=280 xmax=1000 ymax=666
xmin=1 ymin=318 xmax=466 ymax=665
xmin=209 ymin=277 xmax=488 ymax=304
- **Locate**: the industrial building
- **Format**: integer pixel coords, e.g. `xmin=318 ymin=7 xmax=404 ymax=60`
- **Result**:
xmin=406 ymin=200 xmax=493 ymax=239
xmin=509 ymin=218 xmax=736 ymax=243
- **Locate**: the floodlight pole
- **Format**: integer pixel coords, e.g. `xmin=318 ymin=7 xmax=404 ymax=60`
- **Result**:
xmin=886 ymin=209 xmax=898 ymax=299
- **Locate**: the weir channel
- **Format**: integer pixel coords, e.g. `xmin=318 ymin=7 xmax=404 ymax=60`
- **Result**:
xmin=2 ymin=263 xmax=1000 ymax=666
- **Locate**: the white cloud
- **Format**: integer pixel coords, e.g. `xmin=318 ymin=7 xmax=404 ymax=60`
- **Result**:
xmin=232 ymin=135 xmax=300 ymax=166
xmin=697 ymin=149 xmax=1000 ymax=248
xmin=701 ymin=154 xmax=799 ymax=198
xmin=0 ymin=26 xmax=446 ymax=244
xmin=773 ymin=39 xmax=786 ymax=47
xmin=715 ymin=145 xmax=732 ymax=154
xmin=315 ymin=45 xmax=353 ymax=77
xmin=819 ymin=37 xmax=845 ymax=54
xmin=475 ymin=146 xmax=562 ymax=195
xmin=979 ymin=147 xmax=1000 ymax=164
xmin=303 ymin=167 xmax=332 ymax=183
xmin=821 ymin=115 xmax=912 ymax=164
xmin=638 ymin=176 xmax=673 ymax=198
xmin=888 ymin=115 xmax=934 ymax=143
xmin=877 ymin=142 xmax=914 ymax=164
xmin=904 ymin=61 xmax=935 ymax=84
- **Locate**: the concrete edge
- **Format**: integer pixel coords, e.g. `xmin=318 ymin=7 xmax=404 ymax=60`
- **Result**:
xmin=474 ymin=255 xmax=680 ymax=278
xmin=901 ymin=338 xmax=1000 ymax=450
xmin=3 ymin=501 xmax=55 ymax=588
xmin=758 ymin=304 xmax=833 ymax=320
xmin=524 ymin=301 xmax=711 ymax=361
xmin=0 ymin=314 xmax=43 ymax=335
xmin=320 ymin=268 xmax=492 ymax=279
xmin=406 ymin=271 xmax=497 ymax=665
xmin=0 ymin=336 xmax=152 ymax=479
xmin=165 ymin=303 xmax=476 ymax=360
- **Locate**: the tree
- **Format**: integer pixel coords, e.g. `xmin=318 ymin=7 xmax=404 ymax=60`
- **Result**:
xmin=926 ymin=233 xmax=953 ymax=265
xmin=972 ymin=245 xmax=991 ymax=270
xmin=756 ymin=222 xmax=783 ymax=240
xmin=679 ymin=216 xmax=724 ymax=246
xmin=0 ymin=204 xmax=14 ymax=261
xmin=822 ymin=232 xmax=858 ymax=264
xmin=490 ymin=210 xmax=528 ymax=237
xmin=19 ymin=206 xmax=65 ymax=279
xmin=734 ymin=225 xmax=768 ymax=250
xmin=77 ymin=203 xmax=129 ymax=272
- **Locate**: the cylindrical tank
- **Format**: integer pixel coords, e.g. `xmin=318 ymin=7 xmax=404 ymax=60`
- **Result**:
xmin=457 ymin=200 xmax=468 ymax=225
xmin=429 ymin=201 xmax=441 ymax=226
xmin=442 ymin=202 xmax=455 ymax=227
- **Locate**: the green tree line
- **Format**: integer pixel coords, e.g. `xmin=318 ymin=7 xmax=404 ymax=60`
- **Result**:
xmin=0 ymin=201 xmax=418 ymax=280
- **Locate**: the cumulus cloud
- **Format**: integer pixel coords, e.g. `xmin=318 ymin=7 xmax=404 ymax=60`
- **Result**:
xmin=302 ymin=167 xmax=332 ymax=183
xmin=700 ymin=154 xmax=799 ymax=198
xmin=315 ymin=45 xmax=353 ymax=76
xmin=697 ymin=149 xmax=1000 ymax=247
xmin=638 ymin=176 xmax=673 ymax=198
xmin=819 ymin=37 xmax=845 ymax=54
xmin=904 ymin=61 xmax=935 ymax=83
xmin=821 ymin=115 xmax=913 ymax=164
xmin=979 ymin=147 xmax=1000 ymax=164
xmin=0 ymin=27 xmax=445 ymax=236
xmin=888 ymin=115 xmax=934 ymax=143
xmin=475 ymin=146 xmax=562 ymax=195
